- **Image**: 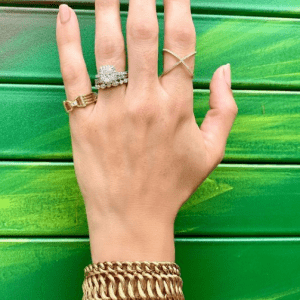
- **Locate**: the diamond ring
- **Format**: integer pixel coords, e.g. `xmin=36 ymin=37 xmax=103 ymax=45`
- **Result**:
xmin=95 ymin=65 xmax=128 ymax=89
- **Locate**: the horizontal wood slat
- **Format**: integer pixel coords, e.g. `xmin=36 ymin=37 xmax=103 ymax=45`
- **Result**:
xmin=197 ymin=90 xmax=300 ymax=163
xmin=2 ymin=7 xmax=300 ymax=90
xmin=2 ymin=0 xmax=300 ymax=18
xmin=0 ymin=238 xmax=90 ymax=299
xmin=1 ymin=84 xmax=300 ymax=162
xmin=1 ymin=237 xmax=300 ymax=299
xmin=1 ymin=162 xmax=300 ymax=236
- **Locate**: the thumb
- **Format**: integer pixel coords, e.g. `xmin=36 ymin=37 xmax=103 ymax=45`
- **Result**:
xmin=200 ymin=64 xmax=238 ymax=166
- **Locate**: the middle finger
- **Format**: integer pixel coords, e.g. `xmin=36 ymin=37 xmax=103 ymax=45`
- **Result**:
xmin=95 ymin=0 xmax=126 ymax=100
xmin=126 ymin=0 xmax=159 ymax=89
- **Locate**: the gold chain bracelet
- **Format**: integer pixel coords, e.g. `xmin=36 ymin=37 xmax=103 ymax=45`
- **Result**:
xmin=82 ymin=261 xmax=185 ymax=300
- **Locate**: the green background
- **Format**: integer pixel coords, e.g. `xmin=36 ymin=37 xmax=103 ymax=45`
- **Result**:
xmin=0 ymin=1 xmax=300 ymax=299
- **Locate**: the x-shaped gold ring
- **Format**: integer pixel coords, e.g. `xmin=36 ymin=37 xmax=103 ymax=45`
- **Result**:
xmin=160 ymin=48 xmax=197 ymax=78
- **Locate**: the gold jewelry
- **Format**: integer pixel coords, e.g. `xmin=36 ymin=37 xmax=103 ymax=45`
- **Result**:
xmin=160 ymin=48 xmax=197 ymax=78
xmin=82 ymin=261 xmax=185 ymax=300
xmin=63 ymin=92 xmax=97 ymax=113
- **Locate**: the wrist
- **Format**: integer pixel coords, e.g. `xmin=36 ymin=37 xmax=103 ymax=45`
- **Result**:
xmin=87 ymin=216 xmax=175 ymax=264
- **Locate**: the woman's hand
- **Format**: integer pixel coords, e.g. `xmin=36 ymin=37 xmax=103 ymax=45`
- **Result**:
xmin=56 ymin=0 xmax=237 ymax=264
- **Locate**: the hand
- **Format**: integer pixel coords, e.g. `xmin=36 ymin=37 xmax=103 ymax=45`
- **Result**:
xmin=56 ymin=0 xmax=237 ymax=263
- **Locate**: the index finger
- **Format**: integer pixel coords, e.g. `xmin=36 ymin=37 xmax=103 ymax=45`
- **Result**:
xmin=56 ymin=4 xmax=94 ymax=119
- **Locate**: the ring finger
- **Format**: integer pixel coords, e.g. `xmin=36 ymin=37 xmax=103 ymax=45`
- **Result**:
xmin=159 ymin=0 xmax=196 ymax=96
xmin=95 ymin=0 xmax=126 ymax=103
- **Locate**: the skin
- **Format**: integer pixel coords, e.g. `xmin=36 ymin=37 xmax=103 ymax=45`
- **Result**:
xmin=56 ymin=0 xmax=238 ymax=264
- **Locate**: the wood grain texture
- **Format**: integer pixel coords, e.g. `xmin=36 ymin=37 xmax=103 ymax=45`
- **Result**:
xmin=1 ymin=162 xmax=300 ymax=236
xmin=1 ymin=237 xmax=300 ymax=299
xmin=1 ymin=84 xmax=300 ymax=162
xmin=2 ymin=0 xmax=300 ymax=18
xmin=1 ymin=7 xmax=300 ymax=90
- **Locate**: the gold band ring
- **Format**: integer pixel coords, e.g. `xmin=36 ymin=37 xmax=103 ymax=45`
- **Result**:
xmin=63 ymin=92 xmax=98 ymax=113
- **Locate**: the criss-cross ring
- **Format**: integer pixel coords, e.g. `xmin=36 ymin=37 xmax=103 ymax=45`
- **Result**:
xmin=160 ymin=48 xmax=197 ymax=78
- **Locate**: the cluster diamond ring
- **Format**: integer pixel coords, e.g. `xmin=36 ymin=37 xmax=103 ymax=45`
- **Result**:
xmin=95 ymin=65 xmax=128 ymax=89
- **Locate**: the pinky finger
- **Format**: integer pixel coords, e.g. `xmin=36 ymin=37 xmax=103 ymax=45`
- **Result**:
xmin=56 ymin=4 xmax=94 ymax=120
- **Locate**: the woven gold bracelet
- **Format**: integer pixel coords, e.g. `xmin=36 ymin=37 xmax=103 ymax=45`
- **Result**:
xmin=82 ymin=261 xmax=185 ymax=300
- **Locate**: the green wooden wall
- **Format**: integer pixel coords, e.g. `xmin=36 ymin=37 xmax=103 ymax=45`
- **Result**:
xmin=1 ymin=1 xmax=300 ymax=299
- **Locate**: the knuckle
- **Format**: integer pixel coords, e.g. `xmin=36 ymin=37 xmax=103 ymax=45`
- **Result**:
xmin=225 ymin=101 xmax=238 ymax=117
xmin=95 ymin=36 xmax=125 ymax=58
xmin=233 ymin=101 xmax=239 ymax=115
xmin=61 ymin=61 xmax=84 ymax=84
xmin=168 ymin=22 xmax=196 ymax=45
xmin=127 ymin=19 xmax=159 ymax=41
xmin=127 ymin=100 xmax=158 ymax=123
xmin=95 ymin=0 xmax=118 ymax=9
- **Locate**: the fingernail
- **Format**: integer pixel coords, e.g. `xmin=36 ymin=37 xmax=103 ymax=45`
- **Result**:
xmin=223 ymin=63 xmax=231 ymax=88
xmin=59 ymin=4 xmax=71 ymax=24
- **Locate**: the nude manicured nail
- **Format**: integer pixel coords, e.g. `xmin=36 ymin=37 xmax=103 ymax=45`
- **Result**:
xmin=59 ymin=4 xmax=71 ymax=24
xmin=223 ymin=63 xmax=231 ymax=88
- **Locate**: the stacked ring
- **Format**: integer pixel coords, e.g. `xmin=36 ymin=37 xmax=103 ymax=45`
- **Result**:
xmin=63 ymin=92 xmax=98 ymax=113
xmin=95 ymin=65 xmax=128 ymax=89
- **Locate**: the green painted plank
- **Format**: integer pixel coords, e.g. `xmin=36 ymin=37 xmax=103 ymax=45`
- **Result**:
xmin=0 ymin=85 xmax=72 ymax=160
xmin=1 ymin=237 xmax=300 ymax=299
xmin=1 ymin=84 xmax=300 ymax=162
xmin=0 ymin=238 xmax=91 ymax=300
xmin=2 ymin=7 xmax=300 ymax=90
xmin=2 ymin=0 xmax=300 ymax=18
xmin=195 ymin=90 xmax=300 ymax=163
xmin=1 ymin=162 xmax=300 ymax=236
xmin=177 ymin=238 xmax=300 ymax=300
